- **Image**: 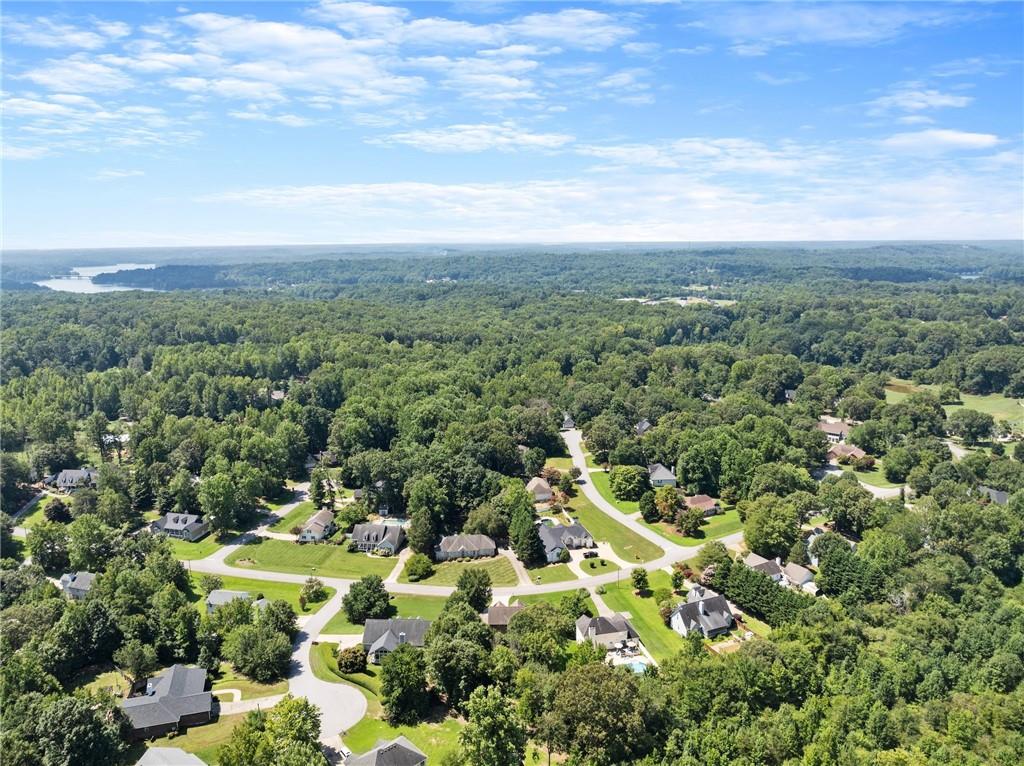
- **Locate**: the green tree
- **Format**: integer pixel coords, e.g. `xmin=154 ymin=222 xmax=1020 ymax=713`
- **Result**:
xmin=454 ymin=567 xmax=492 ymax=612
xmin=380 ymin=644 xmax=430 ymax=724
xmin=509 ymin=503 xmax=544 ymax=568
xmin=638 ymin=490 xmax=658 ymax=523
xmin=112 ymin=639 xmax=158 ymax=687
xmin=199 ymin=472 xmax=242 ymax=535
xmin=342 ymin=575 xmax=391 ymax=624
xmin=30 ymin=693 xmax=127 ymax=766
xmin=26 ymin=520 xmax=69 ymax=573
xmin=608 ymin=465 xmax=649 ymax=501
xmin=459 ymin=686 xmax=527 ymax=766
xmin=946 ymin=409 xmax=995 ymax=445
xmin=654 ymin=485 xmax=681 ymax=522
xmin=676 ymin=505 xmax=705 ymax=536
xmin=743 ymin=494 xmax=801 ymax=560
xmin=631 ymin=568 xmax=649 ymax=594
xmin=404 ymin=553 xmax=434 ymax=582
xmin=883 ymin=447 xmax=916 ymax=483
xmin=336 ymin=645 xmax=367 ymax=674
xmin=223 ymin=624 xmax=292 ymax=683
xmin=67 ymin=515 xmax=114 ymax=572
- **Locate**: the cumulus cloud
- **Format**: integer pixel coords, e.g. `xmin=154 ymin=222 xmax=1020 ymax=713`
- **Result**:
xmin=867 ymin=83 xmax=973 ymax=114
xmin=880 ymin=128 xmax=1001 ymax=153
xmin=94 ymin=168 xmax=144 ymax=180
xmin=370 ymin=122 xmax=574 ymax=152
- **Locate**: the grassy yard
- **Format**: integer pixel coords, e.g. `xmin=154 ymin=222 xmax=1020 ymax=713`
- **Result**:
xmin=226 ymin=538 xmax=396 ymax=580
xmin=323 ymin=593 xmax=449 ymax=634
xmin=578 ymin=557 xmax=620 ymax=575
xmin=16 ymin=496 xmax=51 ymax=527
xmin=641 ymin=509 xmax=744 ymax=547
xmin=211 ymin=663 xmax=288 ymax=700
xmin=587 ymin=470 xmax=640 ymax=515
xmin=311 ymin=643 xmax=462 ymax=761
xmin=544 ymin=456 xmax=574 ymax=471
xmin=65 ymin=663 xmax=131 ymax=698
xmin=169 ymin=535 xmax=224 ymax=561
xmin=145 ymin=713 xmax=247 ymax=765
xmin=513 ymin=590 xmax=598 ymax=615
xmin=598 ymin=570 xmax=683 ymax=663
xmin=262 ymin=487 xmax=300 ymax=511
xmin=527 ymin=563 xmax=577 ymax=585
xmin=565 ymin=493 xmax=662 ymax=564
xmin=269 ymin=500 xmax=317 ymax=533
xmin=186 ymin=572 xmax=334 ymax=614
xmin=886 ymin=379 xmax=1024 ymax=429
xmin=398 ymin=555 xmax=518 ymax=586
xmin=841 ymin=463 xmax=903 ymax=489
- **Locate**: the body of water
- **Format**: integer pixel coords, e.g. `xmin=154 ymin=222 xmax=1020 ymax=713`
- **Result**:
xmin=35 ymin=263 xmax=156 ymax=293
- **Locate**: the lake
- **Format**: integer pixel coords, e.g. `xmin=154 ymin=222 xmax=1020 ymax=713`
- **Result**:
xmin=35 ymin=263 xmax=157 ymax=293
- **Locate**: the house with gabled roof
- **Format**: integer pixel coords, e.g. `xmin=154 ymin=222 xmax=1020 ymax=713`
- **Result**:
xmin=575 ymin=614 xmax=638 ymax=648
xmin=121 ymin=665 xmax=213 ymax=740
xmin=647 ymin=463 xmax=677 ymax=487
xmin=526 ymin=476 xmax=553 ymax=503
xmin=299 ymin=509 xmax=336 ymax=542
xmin=684 ymin=494 xmax=720 ymax=516
xmin=362 ymin=618 xmax=432 ymax=664
xmin=560 ymin=413 xmax=575 ymax=431
xmin=816 ymin=418 xmax=852 ymax=444
xmin=345 ymin=736 xmax=427 ymax=766
xmin=669 ymin=586 xmax=733 ymax=638
xmin=150 ymin=513 xmax=209 ymax=542
xmin=481 ymin=602 xmax=525 ymax=632
xmin=59 ymin=571 xmax=95 ymax=601
xmin=537 ymin=522 xmax=594 ymax=563
xmin=205 ymin=589 xmax=269 ymax=614
xmin=635 ymin=418 xmax=652 ymax=436
xmin=979 ymin=485 xmax=1009 ymax=506
xmin=351 ymin=523 xmax=406 ymax=554
xmin=435 ymin=533 xmax=496 ymax=561
xmin=51 ymin=467 xmax=98 ymax=493
xmin=743 ymin=552 xmax=785 ymax=581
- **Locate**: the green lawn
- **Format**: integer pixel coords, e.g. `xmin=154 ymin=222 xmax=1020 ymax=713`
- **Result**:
xmin=513 ymin=590 xmax=598 ymax=616
xmin=16 ymin=496 xmax=50 ymax=528
xmin=211 ymin=663 xmax=288 ymax=700
xmin=565 ymin=493 xmax=662 ymax=564
xmin=544 ymin=457 xmax=574 ymax=471
xmin=527 ymin=563 xmax=577 ymax=585
xmin=584 ymin=452 xmax=602 ymax=470
xmin=146 ymin=713 xmax=247 ymax=765
xmin=269 ymin=500 xmax=317 ymax=533
xmin=578 ymin=557 xmax=620 ymax=575
xmin=598 ymin=570 xmax=684 ymax=663
xmin=398 ymin=555 xmax=519 ymax=586
xmin=225 ymin=538 xmax=396 ymax=580
xmin=65 ymin=663 xmax=131 ymax=698
xmin=886 ymin=379 xmax=1024 ymax=429
xmin=323 ymin=593 xmax=449 ymax=634
xmin=841 ymin=463 xmax=902 ymax=488
xmin=311 ymin=643 xmax=462 ymax=761
xmin=587 ymin=470 xmax=640 ymax=515
xmin=641 ymin=509 xmax=744 ymax=546
xmin=186 ymin=572 xmax=333 ymax=614
xmin=169 ymin=535 xmax=224 ymax=561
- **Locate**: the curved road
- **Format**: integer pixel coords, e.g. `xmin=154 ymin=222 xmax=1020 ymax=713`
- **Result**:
xmin=187 ymin=428 xmax=745 ymax=745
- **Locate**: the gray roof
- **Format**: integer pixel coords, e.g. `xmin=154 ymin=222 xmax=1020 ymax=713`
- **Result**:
xmin=537 ymin=522 xmax=592 ymax=557
xmin=352 ymin=523 xmax=406 ymax=549
xmin=346 ymin=736 xmax=426 ymax=766
xmin=783 ymin=562 xmax=814 ymax=584
xmin=635 ymin=418 xmax=652 ymax=436
xmin=122 ymin=665 xmax=211 ymax=730
xmin=482 ymin=603 xmax=525 ymax=627
xmin=363 ymin=618 xmax=432 ymax=655
xmin=206 ymin=590 xmax=252 ymax=608
xmin=55 ymin=468 xmax=98 ymax=488
xmin=436 ymin=533 xmax=495 ymax=555
xmin=526 ymin=476 xmax=552 ymax=495
xmin=59 ymin=570 xmax=95 ymax=594
xmin=561 ymin=413 xmax=575 ymax=429
xmin=744 ymin=552 xmax=784 ymax=578
xmin=979 ymin=485 xmax=1009 ymax=505
xmin=576 ymin=613 xmax=637 ymax=640
xmin=152 ymin=513 xmax=205 ymax=533
xmin=137 ymin=748 xmax=206 ymax=765
xmin=303 ymin=509 xmax=335 ymax=535
xmin=647 ymin=463 xmax=676 ymax=481
xmin=671 ymin=594 xmax=733 ymax=635
xmin=816 ymin=420 xmax=852 ymax=436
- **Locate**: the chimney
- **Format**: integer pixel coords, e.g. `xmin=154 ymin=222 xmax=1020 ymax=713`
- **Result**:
xmin=699 ymin=601 xmax=707 ymax=616
xmin=775 ymin=557 xmax=782 ymax=566
xmin=398 ymin=632 xmax=406 ymax=644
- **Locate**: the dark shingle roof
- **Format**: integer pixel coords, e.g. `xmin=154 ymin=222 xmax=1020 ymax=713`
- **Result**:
xmin=362 ymin=618 xmax=432 ymax=654
xmin=671 ymin=595 xmax=733 ymax=635
xmin=436 ymin=533 xmax=495 ymax=555
xmin=647 ymin=463 xmax=676 ymax=482
xmin=352 ymin=523 xmax=405 ymax=548
xmin=346 ymin=736 xmax=427 ymax=766
xmin=121 ymin=665 xmax=211 ymax=730
xmin=482 ymin=603 xmax=525 ymax=627
xmin=576 ymin=614 xmax=637 ymax=640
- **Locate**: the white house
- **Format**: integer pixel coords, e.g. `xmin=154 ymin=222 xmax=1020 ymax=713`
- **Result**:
xmin=647 ymin=463 xmax=677 ymax=488
xmin=299 ymin=509 xmax=336 ymax=542
xmin=526 ymin=476 xmax=553 ymax=503
xmin=669 ymin=586 xmax=733 ymax=638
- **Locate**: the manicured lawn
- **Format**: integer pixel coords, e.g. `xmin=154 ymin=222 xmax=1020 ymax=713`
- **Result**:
xmin=186 ymin=572 xmax=334 ymax=614
xmin=211 ymin=663 xmax=288 ymax=700
xmin=527 ymin=563 xmax=577 ymax=585
xmin=588 ymin=470 xmax=640 ymax=515
xmin=169 ymin=535 xmax=224 ymax=561
xmin=544 ymin=457 xmax=573 ymax=471
xmin=886 ymin=379 xmax=1024 ymax=428
xmin=737 ymin=613 xmax=772 ymax=638
xmin=584 ymin=452 xmax=602 ymax=470
xmin=16 ymin=496 xmax=50 ymax=528
xmin=513 ymin=590 xmax=598 ymax=616
xmin=269 ymin=500 xmax=316 ymax=533
xmin=565 ymin=493 xmax=662 ymax=564
xmin=226 ymin=538 xmax=395 ymax=580
xmin=262 ymin=487 xmax=300 ymax=511
xmin=841 ymin=464 xmax=902 ymax=489
xmin=641 ymin=509 xmax=744 ymax=547
xmin=311 ymin=643 xmax=462 ymax=761
xmin=323 ymin=593 xmax=449 ymax=634
xmin=398 ymin=555 xmax=519 ymax=586
xmin=598 ymin=570 xmax=684 ymax=663
xmin=147 ymin=712 xmax=247 ymax=764
xmin=65 ymin=663 xmax=131 ymax=698
xmin=578 ymin=557 xmax=620 ymax=575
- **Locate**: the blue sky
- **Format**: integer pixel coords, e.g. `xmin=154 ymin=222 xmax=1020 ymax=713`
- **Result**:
xmin=2 ymin=1 xmax=1022 ymax=248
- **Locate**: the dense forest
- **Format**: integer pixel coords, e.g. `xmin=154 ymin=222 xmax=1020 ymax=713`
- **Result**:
xmin=1 ymin=245 xmax=1023 ymax=765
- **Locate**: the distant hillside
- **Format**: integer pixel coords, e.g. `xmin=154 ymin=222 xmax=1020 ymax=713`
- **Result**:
xmin=92 ymin=264 xmax=238 ymax=290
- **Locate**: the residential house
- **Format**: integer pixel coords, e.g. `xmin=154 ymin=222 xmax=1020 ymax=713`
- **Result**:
xmin=783 ymin=562 xmax=819 ymax=595
xmin=299 ymin=509 xmax=336 ymax=542
xmin=149 ymin=513 xmax=209 ymax=542
xmin=205 ymin=589 xmax=269 ymax=615
xmin=121 ymin=665 xmax=213 ymax=741
xmin=351 ymin=523 xmax=406 ymax=554
xmin=684 ymin=494 xmax=721 ymax=517
xmin=362 ymin=618 xmax=432 ymax=664
xmin=816 ymin=419 xmax=852 ymax=444
xmin=355 ymin=480 xmax=391 ymax=516
xmin=979 ymin=485 xmax=1010 ymax=506
xmin=434 ymin=533 xmax=496 ymax=561
xmin=743 ymin=552 xmax=785 ymax=582
xmin=58 ymin=571 xmax=95 ymax=601
xmin=345 ymin=736 xmax=427 ymax=766
xmin=137 ymin=748 xmax=206 ymax=765
xmin=828 ymin=443 xmax=866 ymax=462
xmin=784 ymin=389 xmax=797 ymax=403
xmin=647 ymin=463 xmax=677 ymax=488
xmin=805 ymin=527 xmax=827 ymax=567
xmin=537 ymin=522 xmax=594 ymax=563
xmin=575 ymin=614 xmax=639 ymax=649
xmin=526 ymin=476 xmax=553 ymax=503
xmin=560 ymin=413 xmax=575 ymax=431
xmin=669 ymin=586 xmax=733 ymax=638
xmin=635 ymin=418 xmax=652 ymax=436
xmin=481 ymin=603 xmax=524 ymax=632
xmin=51 ymin=467 xmax=98 ymax=493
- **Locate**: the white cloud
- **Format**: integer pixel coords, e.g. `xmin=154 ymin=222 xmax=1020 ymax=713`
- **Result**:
xmin=19 ymin=54 xmax=134 ymax=92
xmin=578 ymin=137 xmax=830 ymax=175
xmin=228 ymin=109 xmax=313 ymax=127
xmin=755 ymin=72 xmax=809 ymax=86
xmin=370 ymin=122 xmax=574 ymax=153
xmin=867 ymin=84 xmax=972 ymax=114
xmin=1 ymin=144 xmax=52 ymax=160
xmin=669 ymin=44 xmax=712 ymax=55
xmin=508 ymin=9 xmax=634 ymax=50
xmin=880 ymin=128 xmax=1001 ymax=153
xmin=94 ymin=168 xmax=144 ymax=180
xmin=622 ymin=41 xmax=659 ymax=56
xmin=4 ymin=17 xmax=108 ymax=49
